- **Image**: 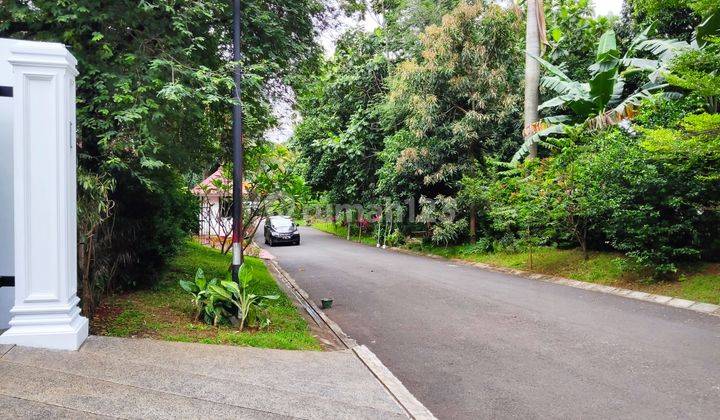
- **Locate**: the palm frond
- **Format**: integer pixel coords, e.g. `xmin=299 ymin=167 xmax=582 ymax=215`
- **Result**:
xmin=636 ymin=39 xmax=692 ymax=62
xmin=540 ymin=75 xmax=583 ymax=96
xmin=542 ymin=115 xmax=572 ymax=124
xmin=528 ymin=52 xmax=572 ymax=82
xmin=512 ymin=124 xmax=566 ymax=163
xmin=627 ymin=25 xmax=653 ymax=52
xmin=537 ymin=95 xmax=568 ymax=110
xmin=620 ymin=58 xmax=659 ymax=72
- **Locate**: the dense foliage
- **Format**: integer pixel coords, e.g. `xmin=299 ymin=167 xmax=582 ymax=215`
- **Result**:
xmin=544 ymin=0 xmax=613 ymax=81
xmin=481 ymin=96 xmax=719 ymax=277
xmin=1 ymin=0 xmax=327 ymax=313
xmin=381 ymin=2 xmax=523 ymax=199
xmin=292 ymin=30 xmax=389 ymax=204
xmin=293 ymin=0 xmax=720 ymax=279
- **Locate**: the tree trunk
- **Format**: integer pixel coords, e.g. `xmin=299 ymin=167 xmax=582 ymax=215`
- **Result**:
xmin=79 ymin=232 xmax=96 ymax=317
xmin=346 ymin=210 xmax=351 ymax=241
xmin=469 ymin=204 xmax=477 ymax=243
xmin=523 ymin=0 xmax=541 ymax=159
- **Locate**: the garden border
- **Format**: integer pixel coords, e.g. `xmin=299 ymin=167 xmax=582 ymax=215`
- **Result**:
xmin=389 ymin=247 xmax=720 ymax=318
xmin=262 ymin=255 xmax=436 ymax=420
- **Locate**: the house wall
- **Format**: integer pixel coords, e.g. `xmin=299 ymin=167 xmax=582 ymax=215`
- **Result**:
xmin=1 ymin=39 xmax=15 ymax=329
xmin=0 ymin=39 xmax=14 ymax=277
xmin=199 ymin=195 xmax=232 ymax=237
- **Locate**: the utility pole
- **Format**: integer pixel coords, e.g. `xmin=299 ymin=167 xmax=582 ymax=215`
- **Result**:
xmin=231 ymin=0 xmax=245 ymax=280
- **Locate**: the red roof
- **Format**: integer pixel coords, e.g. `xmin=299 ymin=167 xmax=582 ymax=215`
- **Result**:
xmin=191 ymin=168 xmax=249 ymax=197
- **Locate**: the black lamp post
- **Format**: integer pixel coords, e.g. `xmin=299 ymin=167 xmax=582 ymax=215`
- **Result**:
xmin=231 ymin=0 xmax=245 ymax=281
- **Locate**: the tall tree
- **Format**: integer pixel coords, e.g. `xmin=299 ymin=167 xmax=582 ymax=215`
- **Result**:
xmin=292 ymin=30 xmax=390 ymax=205
xmin=0 ymin=0 xmax=327 ymax=313
xmin=522 ymin=0 xmax=546 ymax=158
xmin=380 ymin=1 xmax=524 ymax=200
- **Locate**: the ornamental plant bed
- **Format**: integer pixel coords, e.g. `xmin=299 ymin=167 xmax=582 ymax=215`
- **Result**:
xmin=91 ymin=240 xmax=320 ymax=350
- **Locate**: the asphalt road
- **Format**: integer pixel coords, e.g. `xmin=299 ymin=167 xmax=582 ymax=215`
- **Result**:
xmin=258 ymin=227 xmax=720 ymax=419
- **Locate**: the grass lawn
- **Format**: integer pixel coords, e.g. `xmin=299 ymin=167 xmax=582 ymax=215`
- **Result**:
xmin=91 ymin=241 xmax=320 ymax=350
xmin=407 ymin=243 xmax=720 ymax=305
xmin=312 ymin=221 xmax=378 ymax=247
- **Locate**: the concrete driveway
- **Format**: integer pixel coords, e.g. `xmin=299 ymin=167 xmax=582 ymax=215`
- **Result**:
xmin=258 ymin=227 xmax=720 ymax=419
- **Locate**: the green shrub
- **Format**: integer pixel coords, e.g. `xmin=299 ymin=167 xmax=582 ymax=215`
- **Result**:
xmin=459 ymin=238 xmax=494 ymax=255
xmin=385 ymin=229 xmax=405 ymax=247
xmin=476 ymin=100 xmax=720 ymax=278
xmin=548 ymin=117 xmax=718 ymax=277
xmin=180 ymin=265 xmax=278 ymax=330
xmin=416 ymin=195 xmax=468 ymax=247
xmin=667 ymin=39 xmax=720 ymax=112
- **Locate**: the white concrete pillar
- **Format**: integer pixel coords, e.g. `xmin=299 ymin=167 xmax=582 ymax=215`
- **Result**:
xmin=0 ymin=40 xmax=88 ymax=350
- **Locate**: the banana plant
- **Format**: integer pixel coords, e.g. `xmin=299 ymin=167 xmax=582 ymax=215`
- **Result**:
xmin=208 ymin=264 xmax=278 ymax=331
xmin=179 ymin=268 xmax=212 ymax=321
xmin=512 ymin=28 xmax=686 ymax=162
xmin=179 ymin=268 xmax=229 ymax=325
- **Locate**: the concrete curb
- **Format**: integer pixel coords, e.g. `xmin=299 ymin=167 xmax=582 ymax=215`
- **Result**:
xmin=389 ymin=247 xmax=720 ymax=318
xmin=262 ymin=254 xmax=436 ymax=420
xmin=265 ymin=258 xmax=357 ymax=349
xmin=353 ymin=345 xmax=436 ymax=420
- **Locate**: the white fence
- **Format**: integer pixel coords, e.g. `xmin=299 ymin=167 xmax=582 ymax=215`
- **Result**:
xmin=0 ymin=38 xmax=87 ymax=350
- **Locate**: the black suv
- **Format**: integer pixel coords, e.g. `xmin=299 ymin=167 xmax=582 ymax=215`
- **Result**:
xmin=263 ymin=216 xmax=300 ymax=246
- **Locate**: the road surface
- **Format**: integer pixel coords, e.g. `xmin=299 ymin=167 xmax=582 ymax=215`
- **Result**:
xmin=258 ymin=227 xmax=720 ymax=419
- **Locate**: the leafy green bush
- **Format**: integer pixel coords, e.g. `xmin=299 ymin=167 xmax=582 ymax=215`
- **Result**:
xmin=384 ymin=229 xmax=405 ymax=247
xmin=416 ymin=195 xmax=468 ymax=247
xmin=180 ymin=265 xmax=278 ymax=330
xmin=476 ymin=94 xmax=720 ymax=278
xmin=459 ymin=238 xmax=495 ymax=255
xmin=667 ymin=39 xmax=720 ymax=112
xmin=180 ymin=268 xmax=225 ymax=326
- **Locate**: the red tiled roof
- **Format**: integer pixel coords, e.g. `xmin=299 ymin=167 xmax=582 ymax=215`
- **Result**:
xmin=191 ymin=168 xmax=249 ymax=196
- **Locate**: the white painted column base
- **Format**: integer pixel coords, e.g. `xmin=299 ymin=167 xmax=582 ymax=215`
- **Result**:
xmin=0 ymin=295 xmax=88 ymax=350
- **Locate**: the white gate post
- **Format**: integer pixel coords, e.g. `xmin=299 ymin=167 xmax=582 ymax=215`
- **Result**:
xmin=0 ymin=40 xmax=88 ymax=350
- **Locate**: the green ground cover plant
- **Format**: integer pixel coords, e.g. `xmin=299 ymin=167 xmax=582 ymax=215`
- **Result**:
xmin=92 ymin=241 xmax=320 ymax=350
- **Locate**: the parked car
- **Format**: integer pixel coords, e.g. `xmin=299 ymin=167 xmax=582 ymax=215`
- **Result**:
xmin=264 ymin=216 xmax=300 ymax=246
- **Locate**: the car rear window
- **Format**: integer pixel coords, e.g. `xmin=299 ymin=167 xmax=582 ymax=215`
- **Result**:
xmin=272 ymin=219 xmax=293 ymax=228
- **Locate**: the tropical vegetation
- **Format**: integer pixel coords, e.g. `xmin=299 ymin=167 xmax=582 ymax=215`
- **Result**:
xmin=293 ymin=0 xmax=720 ymax=283
xmin=0 ymin=0 xmax=326 ymax=317
xmin=2 ymin=0 xmax=719 ymax=319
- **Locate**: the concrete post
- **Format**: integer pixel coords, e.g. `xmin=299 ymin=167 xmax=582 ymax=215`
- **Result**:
xmin=0 ymin=40 xmax=88 ymax=350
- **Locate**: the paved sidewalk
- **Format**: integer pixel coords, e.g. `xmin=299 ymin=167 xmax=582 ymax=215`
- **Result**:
xmin=0 ymin=336 xmax=408 ymax=419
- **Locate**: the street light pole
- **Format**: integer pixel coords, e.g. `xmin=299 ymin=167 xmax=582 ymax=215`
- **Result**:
xmin=231 ymin=0 xmax=245 ymax=280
